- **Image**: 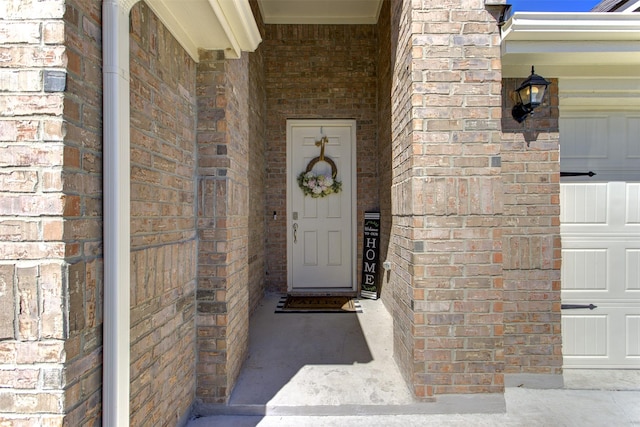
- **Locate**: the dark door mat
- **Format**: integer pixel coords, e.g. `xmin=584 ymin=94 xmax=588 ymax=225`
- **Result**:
xmin=275 ymin=295 xmax=362 ymax=313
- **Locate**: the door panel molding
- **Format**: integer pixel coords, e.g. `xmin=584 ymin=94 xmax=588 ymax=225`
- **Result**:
xmin=286 ymin=119 xmax=357 ymax=292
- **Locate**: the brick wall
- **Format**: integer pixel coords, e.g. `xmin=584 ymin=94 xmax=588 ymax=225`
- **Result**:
xmin=1 ymin=0 xmax=201 ymax=423
xmin=222 ymin=52 xmax=252 ymax=405
xmin=501 ymin=78 xmax=562 ymax=381
xmin=62 ymin=1 xmax=105 ymax=422
xmin=1 ymin=0 xmax=78 ymax=424
xmin=128 ymin=3 xmax=198 ymax=425
xmin=263 ymin=23 xmax=379 ymax=292
xmin=390 ymin=0 xmax=505 ymax=397
xmin=196 ymin=50 xmax=228 ymax=403
xmin=248 ymin=0 xmax=267 ymax=326
xmin=388 ymin=0 xmax=418 ymax=394
xmin=196 ymin=40 xmax=265 ymax=402
xmin=377 ymin=1 xmax=393 ymax=306
xmin=0 ymin=1 xmax=565 ymax=422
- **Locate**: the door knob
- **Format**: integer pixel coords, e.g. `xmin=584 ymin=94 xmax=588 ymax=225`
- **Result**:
xmin=293 ymin=223 xmax=298 ymax=244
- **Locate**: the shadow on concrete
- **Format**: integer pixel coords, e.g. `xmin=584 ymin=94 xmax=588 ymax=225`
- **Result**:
xmin=189 ymin=295 xmax=509 ymax=427
xmin=228 ymin=297 xmax=373 ymax=406
xmin=190 ymin=293 xmax=420 ymax=424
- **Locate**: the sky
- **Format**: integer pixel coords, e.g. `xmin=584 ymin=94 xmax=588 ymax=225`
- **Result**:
xmin=509 ymin=0 xmax=603 ymax=12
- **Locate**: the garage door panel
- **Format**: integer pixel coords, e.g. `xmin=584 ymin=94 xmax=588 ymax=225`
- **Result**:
xmin=562 ymin=314 xmax=608 ymax=357
xmin=560 ymin=113 xmax=640 ymax=181
xmin=562 ymin=249 xmax=607 ymax=291
xmin=562 ymin=242 xmax=639 ymax=299
xmin=561 ymin=116 xmax=609 ymax=160
xmin=627 ymin=250 xmax=640 ymax=291
xmin=628 ymin=315 xmax=640 ymax=357
xmin=561 ymin=183 xmax=607 ymax=224
xmin=562 ymin=305 xmax=640 ymax=367
xmin=562 ymin=181 xmax=640 ymax=368
xmin=626 ymin=118 xmax=640 ymax=159
xmin=627 ymin=183 xmax=640 ymax=223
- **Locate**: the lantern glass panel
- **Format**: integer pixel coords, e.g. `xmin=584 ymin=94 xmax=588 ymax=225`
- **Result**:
xmin=517 ymin=84 xmax=546 ymax=109
xmin=530 ymin=84 xmax=546 ymax=106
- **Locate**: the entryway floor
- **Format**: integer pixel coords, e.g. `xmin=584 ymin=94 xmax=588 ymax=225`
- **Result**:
xmin=188 ymin=294 xmax=640 ymax=426
xmin=199 ymin=293 xmax=420 ymax=410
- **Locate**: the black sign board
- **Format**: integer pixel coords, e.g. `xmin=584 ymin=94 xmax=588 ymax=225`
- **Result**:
xmin=360 ymin=211 xmax=380 ymax=300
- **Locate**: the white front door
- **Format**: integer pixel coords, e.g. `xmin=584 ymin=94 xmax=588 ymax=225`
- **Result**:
xmin=287 ymin=120 xmax=356 ymax=291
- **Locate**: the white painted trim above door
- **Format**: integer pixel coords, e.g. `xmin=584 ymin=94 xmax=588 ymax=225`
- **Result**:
xmin=286 ymin=119 xmax=357 ymax=293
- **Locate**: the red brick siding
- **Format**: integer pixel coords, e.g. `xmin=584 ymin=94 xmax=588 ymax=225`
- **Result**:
xmin=0 ymin=2 xmax=567 ymax=422
xmin=0 ymin=0 xmax=80 ymax=424
xmin=196 ymin=50 xmax=228 ymax=403
xmin=60 ymin=0 xmax=105 ymax=423
xmin=196 ymin=42 xmax=265 ymax=402
xmin=501 ymin=78 xmax=562 ymax=376
xmin=248 ymin=2 xmax=267 ymax=314
xmin=220 ymin=53 xmax=251 ymax=402
xmin=128 ymin=3 xmax=198 ymax=425
xmin=388 ymin=0 xmax=418 ymax=394
xmin=263 ymin=24 xmax=379 ymax=292
xmin=391 ymin=0 xmax=505 ymax=397
xmin=377 ymin=1 xmax=393 ymax=308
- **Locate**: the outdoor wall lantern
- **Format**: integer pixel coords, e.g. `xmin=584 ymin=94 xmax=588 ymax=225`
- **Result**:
xmin=511 ymin=66 xmax=551 ymax=123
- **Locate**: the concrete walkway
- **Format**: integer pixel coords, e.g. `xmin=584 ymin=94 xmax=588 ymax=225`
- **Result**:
xmin=188 ymin=294 xmax=640 ymax=426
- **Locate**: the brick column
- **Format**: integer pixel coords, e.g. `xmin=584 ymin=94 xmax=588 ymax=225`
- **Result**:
xmin=196 ymin=51 xmax=252 ymax=404
xmin=63 ymin=1 xmax=110 ymax=423
xmin=196 ymin=51 xmax=231 ymax=403
xmin=1 ymin=1 xmax=69 ymax=424
xmin=390 ymin=0 xmax=505 ymax=398
xmin=501 ymin=78 xmax=563 ymax=387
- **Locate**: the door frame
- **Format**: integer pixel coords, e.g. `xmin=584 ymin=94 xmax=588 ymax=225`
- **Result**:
xmin=286 ymin=119 xmax=358 ymax=293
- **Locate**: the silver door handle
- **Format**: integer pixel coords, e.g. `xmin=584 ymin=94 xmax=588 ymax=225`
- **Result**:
xmin=293 ymin=223 xmax=298 ymax=244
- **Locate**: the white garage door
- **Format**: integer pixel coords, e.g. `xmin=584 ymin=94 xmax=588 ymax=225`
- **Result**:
xmin=561 ymin=182 xmax=640 ymax=368
xmin=561 ymin=111 xmax=640 ymax=368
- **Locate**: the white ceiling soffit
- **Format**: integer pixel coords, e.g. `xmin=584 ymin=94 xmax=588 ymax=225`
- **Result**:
xmin=559 ymin=78 xmax=640 ymax=110
xmin=145 ymin=0 xmax=262 ymax=61
xmin=257 ymin=0 xmax=384 ymax=24
xmin=501 ymin=12 xmax=640 ymax=78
